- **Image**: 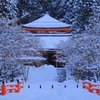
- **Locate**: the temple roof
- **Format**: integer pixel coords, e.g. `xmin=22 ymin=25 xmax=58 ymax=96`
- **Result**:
xmin=22 ymin=14 xmax=71 ymax=29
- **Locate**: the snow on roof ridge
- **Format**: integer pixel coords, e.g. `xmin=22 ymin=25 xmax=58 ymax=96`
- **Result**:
xmin=22 ymin=14 xmax=71 ymax=28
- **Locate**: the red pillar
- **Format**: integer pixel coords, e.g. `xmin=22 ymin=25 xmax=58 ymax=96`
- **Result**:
xmin=55 ymin=61 xmax=58 ymax=68
xmin=2 ymin=84 xmax=6 ymax=95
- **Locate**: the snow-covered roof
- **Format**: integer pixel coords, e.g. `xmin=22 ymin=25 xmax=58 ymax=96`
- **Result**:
xmin=40 ymin=36 xmax=70 ymax=49
xmin=18 ymin=57 xmax=46 ymax=61
xmin=22 ymin=14 xmax=71 ymax=28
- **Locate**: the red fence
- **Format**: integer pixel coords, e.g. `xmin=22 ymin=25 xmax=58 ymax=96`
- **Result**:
xmin=1 ymin=82 xmax=24 ymax=96
xmin=82 ymin=82 xmax=100 ymax=96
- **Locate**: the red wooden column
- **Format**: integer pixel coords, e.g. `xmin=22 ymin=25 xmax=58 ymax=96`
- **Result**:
xmin=2 ymin=84 xmax=6 ymax=95
xmin=55 ymin=56 xmax=58 ymax=68
xmin=55 ymin=61 xmax=58 ymax=68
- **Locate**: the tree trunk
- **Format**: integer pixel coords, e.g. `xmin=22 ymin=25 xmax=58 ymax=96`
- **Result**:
xmin=94 ymin=72 xmax=98 ymax=82
xmin=22 ymin=65 xmax=30 ymax=82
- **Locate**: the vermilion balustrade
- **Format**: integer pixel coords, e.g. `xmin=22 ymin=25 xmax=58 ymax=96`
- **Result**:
xmin=82 ymin=82 xmax=100 ymax=96
xmin=1 ymin=82 xmax=24 ymax=96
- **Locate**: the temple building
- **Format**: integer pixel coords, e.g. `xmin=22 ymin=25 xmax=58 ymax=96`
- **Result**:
xmin=22 ymin=13 xmax=72 ymax=67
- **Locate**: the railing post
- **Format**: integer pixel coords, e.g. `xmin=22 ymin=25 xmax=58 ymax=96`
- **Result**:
xmin=2 ymin=84 xmax=6 ymax=96
xmin=16 ymin=83 xmax=20 ymax=93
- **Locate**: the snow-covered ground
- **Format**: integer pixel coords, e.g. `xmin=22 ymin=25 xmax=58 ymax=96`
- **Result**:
xmin=0 ymin=65 xmax=100 ymax=100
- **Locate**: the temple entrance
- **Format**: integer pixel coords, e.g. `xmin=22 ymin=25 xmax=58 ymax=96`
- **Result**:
xmin=42 ymin=50 xmax=65 ymax=68
xmin=46 ymin=52 xmax=56 ymax=67
xmin=42 ymin=51 xmax=56 ymax=67
xmin=22 ymin=13 xmax=72 ymax=68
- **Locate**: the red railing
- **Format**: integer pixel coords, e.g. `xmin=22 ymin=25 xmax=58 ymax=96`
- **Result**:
xmin=82 ymin=82 xmax=100 ymax=96
xmin=1 ymin=82 xmax=24 ymax=96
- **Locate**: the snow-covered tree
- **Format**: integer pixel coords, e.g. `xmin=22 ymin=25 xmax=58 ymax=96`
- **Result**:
xmin=0 ymin=0 xmax=98 ymax=34
xmin=0 ymin=17 xmax=45 ymax=82
xmin=56 ymin=33 xmax=100 ymax=81
xmin=55 ymin=3 xmax=100 ymax=81
xmin=0 ymin=0 xmax=18 ymax=18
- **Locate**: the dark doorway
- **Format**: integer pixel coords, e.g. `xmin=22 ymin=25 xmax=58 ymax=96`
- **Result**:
xmin=42 ymin=51 xmax=65 ymax=68
xmin=42 ymin=51 xmax=56 ymax=67
xmin=47 ymin=52 xmax=56 ymax=66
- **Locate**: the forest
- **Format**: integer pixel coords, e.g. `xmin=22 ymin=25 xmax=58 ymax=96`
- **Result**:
xmin=0 ymin=0 xmax=100 ymax=82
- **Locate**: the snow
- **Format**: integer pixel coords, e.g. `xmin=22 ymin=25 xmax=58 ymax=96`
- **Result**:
xmin=28 ymin=65 xmax=57 ymax=82
xmin=0 ymin=65 xmax=100 ymax=100
xmin=22 ymin=14 xmax=71 ymax=28
xmin=34 ymin=34 xmax=72 ymax=36
xmin=19 ymin=56 xmax=46 ymax=61
xmin=39 ymin=36 xmax=70 ymax=48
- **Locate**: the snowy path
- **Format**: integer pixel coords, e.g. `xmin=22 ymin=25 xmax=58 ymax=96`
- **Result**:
xmin=0 ymin=65 xmax=100 ymax=100
xmin=0 ymin=80 xmax=99 ymax=100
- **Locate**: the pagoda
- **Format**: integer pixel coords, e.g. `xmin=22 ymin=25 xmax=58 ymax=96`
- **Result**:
xmin=22 ymin=13 xmax=72 ymax=67
xmin=22 ymin=13 xmax=72 ymax=33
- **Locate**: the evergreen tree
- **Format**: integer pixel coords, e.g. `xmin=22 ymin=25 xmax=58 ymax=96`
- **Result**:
xmin=0 ymin=0 xmax=98 ymax=34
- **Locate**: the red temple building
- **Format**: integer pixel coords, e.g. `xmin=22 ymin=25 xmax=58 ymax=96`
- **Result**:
xmin=22 ymin=13 xmax=72 ymax=67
